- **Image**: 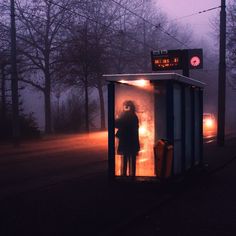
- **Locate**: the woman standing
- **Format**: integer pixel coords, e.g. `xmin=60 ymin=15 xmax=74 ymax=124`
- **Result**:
xmin=115 ymin=100 xmax=140 ymax=176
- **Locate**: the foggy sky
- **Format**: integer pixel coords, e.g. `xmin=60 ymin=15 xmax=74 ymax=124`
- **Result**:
xmin=22 ymin=0 xmax=232 ymax=130
xmin=157 ymin=0 xmax=221 ymax=40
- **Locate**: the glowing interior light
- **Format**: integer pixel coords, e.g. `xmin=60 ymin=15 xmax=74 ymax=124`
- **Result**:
xmin=205 ymin=118 xmax=214 ymax=128
xmin=139 ymin=149 xmax=146 ymax=153
xmin=118 ymin=79 xmax=149 ymax=87
xmin=119 ymin=80 xmax=127 ymax=84
xmin=137 ymin=157 xmax=149 ymax=163
xmin=203 ymin=113 xmax=217 ymax=138
xmin=133 ymin=79 xmax=149 ymax=87
xmin=139 ymin=126 xmax=147 ymax=136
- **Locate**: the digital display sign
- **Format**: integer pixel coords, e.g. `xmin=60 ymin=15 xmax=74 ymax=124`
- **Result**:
xmin=151 ymin=50 xmax=183 ymax=71
xmin=151 ymin=49 xmax=203 ymax=71
xmin=153 ymin=57 xmax=179 ymax=69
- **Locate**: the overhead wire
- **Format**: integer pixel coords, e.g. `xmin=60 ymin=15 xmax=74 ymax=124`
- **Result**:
xmin=109 ymin=0 xmax=189 ymax=47
xmin=45 ymin=0 xmax=156 ymax=50
xmin=1 ymin=1 xmax=222 ymax=52
xmin=0 ymin=1 xmax=223 ymax=75
xmin=109 ymin=0 xmax=222 ymax=55
xmin=0 ymin=12 xmax=143 ymax=66
xmin=0 ymin=2 xmax=156 ymax=51
xmin=108 ymin=1 xmax=220 ymax=79
xmin=169 ymin=6 xmax=221 ymax=22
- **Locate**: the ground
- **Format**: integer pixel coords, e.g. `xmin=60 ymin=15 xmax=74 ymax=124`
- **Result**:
xmin=1 ymin=133 xmax=236 ymax=236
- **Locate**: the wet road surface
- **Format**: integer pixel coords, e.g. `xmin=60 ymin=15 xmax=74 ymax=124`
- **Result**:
xmin=0 ymin=132 xmax=108 ymax=199
xmin=1 ymin=132 xmax=236 ymax=236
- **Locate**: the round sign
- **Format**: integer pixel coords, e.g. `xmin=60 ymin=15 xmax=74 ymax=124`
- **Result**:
xmin=190 ymin=56 xmax=201 ymax=67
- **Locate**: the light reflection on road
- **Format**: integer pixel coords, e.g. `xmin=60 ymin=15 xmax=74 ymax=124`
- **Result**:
xmin=0 ymin=131 xmax=108 ymax=158
xmin=204 ymin=135 xmax=216 ymax=144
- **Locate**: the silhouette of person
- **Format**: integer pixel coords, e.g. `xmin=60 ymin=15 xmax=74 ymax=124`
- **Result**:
xmin=115 ymin=100 xmax=140 ymax=176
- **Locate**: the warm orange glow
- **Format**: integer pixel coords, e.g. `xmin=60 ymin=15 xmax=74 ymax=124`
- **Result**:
xmin=137 ymin=157 xmax=149 ymax=163
xmin=115 ymin=84 xmax=155 ymax=177
xmin=119 ymin=79 xmax=150 ymax=88
xmin=119 ymin=80 xmax=127 ymax=84
xmin=174 ymin=58 xmax=179 ymax=63
xmin=205 ymin=118 xmax=214 ymax=128
xmin=203 ymin=113 xmax=217 ymax=137
xmin=133 ymin=79 xmax=149 ymax=87
xmin=139 ymin=125 xmax=147 ymax=136
xmin=154 ymin=57 xmax=179 ymax=68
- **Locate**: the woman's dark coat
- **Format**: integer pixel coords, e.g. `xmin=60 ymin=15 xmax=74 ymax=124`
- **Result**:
xmin=115 ymin=111 xmax=140 ymax=155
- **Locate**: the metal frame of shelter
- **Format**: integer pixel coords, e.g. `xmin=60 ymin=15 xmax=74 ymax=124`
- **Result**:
xmin=105 ymin=73 xmax=205 ymax=179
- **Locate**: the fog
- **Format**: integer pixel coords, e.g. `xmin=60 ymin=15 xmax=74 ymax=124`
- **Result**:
xmin=1 ymin=0 xmax=236 ymax=135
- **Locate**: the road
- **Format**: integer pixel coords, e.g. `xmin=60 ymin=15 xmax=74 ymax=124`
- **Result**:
xmin=0 ymin=132 xmax=108 ymax=199
xmin=0 ymin=132 xmax=167 ymax=236
xmin=1 ymin=130 xmax=233 ymax=196
xmin=1 ymin=132 xmax=236 ymax=236
xmin=0 ymin=131 xmax=225 ymax=198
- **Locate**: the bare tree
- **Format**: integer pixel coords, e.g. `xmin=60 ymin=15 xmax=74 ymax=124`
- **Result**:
xmin=5 ymin=0 xmax=194 ymax=134
xmin=0 ymin=21 xmax=10 ymax=122
xmin=15 ymin=0 xmax=75 ymax=134
xmin=55 ymin=0 xmax=194 ymax=132
xmin=108 ymin=0 xmax=192 ymax=73
xmin=55 ymin=21 xmax=95 ymax=132
xmin=226 ymin=0 xmax=236 ymax=89
xmin=56 ymin=0 xmax=129 ymax=131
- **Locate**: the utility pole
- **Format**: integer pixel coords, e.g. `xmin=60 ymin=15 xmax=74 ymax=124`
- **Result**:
xmin=10 ymin=0 xmax=20 ymax=145
xmin=84 ymin=21 xmax=89 ymax=133
xmin=1 ymin=63 xmax=6 ymax=121
xmin=217 ymin=0 xmax=226 ymax=146
xmin=182 ymin=50 xmax=190 ymax=77
xmin=143 ymin=19 xmax=147 ymax=71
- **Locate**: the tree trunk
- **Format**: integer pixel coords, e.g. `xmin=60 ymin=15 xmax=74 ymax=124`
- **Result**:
xmin=44 ymin=70 xmax=52 ymax=134
xmin=44 ymin=90 xmax=51 ymax=134
xmin=97 ymin=78 xmax=106 ymax=130
xmin=84 ymin=75 xmax=89 ymax=133
xmin=83 ymin=22 xmax=89 ymax=133
xmin=11 ymin=0 xmax=20 ymax=144
xmin=1 ymin=64 xmax=6 ymax=121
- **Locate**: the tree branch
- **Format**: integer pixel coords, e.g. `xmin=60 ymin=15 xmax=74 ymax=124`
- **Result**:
xmin=20 ymin=78 xmax=45 ymax=92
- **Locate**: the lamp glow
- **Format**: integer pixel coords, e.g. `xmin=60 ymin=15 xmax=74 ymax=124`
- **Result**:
xmin=118 ymin=79 xmax=149 ymax=87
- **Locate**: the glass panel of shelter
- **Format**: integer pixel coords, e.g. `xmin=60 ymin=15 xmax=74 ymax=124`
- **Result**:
xmin=194 ymin=89 xmax=200 ymax=165
xmin=173 ymin=83 xmax=182 ymax=175
xmin=154 ymin=83 xmax=167 ymax=142
xmin=185 ymin=86 xmax=193 ymax=170
xmin=114 ymin=82 xmax=155 ymax=177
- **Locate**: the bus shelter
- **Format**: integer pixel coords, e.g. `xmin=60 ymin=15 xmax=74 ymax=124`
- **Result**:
xmin=104 ymin=73 xmax=205 ymax=180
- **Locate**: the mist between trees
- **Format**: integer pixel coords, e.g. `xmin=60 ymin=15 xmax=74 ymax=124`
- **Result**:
xmin=0 ymin=0 xmax=236 ymax=135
